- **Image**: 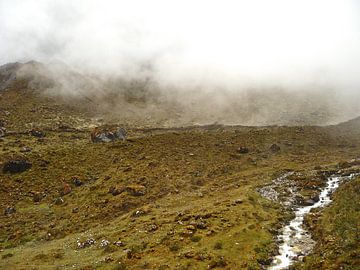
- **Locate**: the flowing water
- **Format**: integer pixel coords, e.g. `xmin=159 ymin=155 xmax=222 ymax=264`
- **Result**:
xmin=268 ymin=175 xmax=352 ymax=270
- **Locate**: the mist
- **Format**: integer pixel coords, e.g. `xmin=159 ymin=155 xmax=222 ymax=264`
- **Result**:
xmin=1 ymin=0 xmax=360 ymax=126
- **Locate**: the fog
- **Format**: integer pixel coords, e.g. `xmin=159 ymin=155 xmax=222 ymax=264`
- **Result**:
xmin=1 ymin=0 xmax=360 ymax=125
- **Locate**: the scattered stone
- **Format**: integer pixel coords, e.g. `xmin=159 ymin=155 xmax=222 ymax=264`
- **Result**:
xmin=113 ymin=241 xmax=126 ymax=247
xmin=100 ymin=239 xmax=111 ymax=247
xmin=72 ymin=207 xmax=79 ymax=213
xmin=2 ymin=156 xmax=32 ymax=173
xmin=72 ymin=177 xmax=83 ymax=187
xmin=125 ymin=185 xmax=146 ymax=196
xmin=77 ymin=238 xmax=96 ymax=249
xmin=60 ymin=183 xmax=72 ymax=196
xmin=33 ymin=192 xmax=44 ymax=203
xmin=270 ymin=144 xmax=281 ymax=153
xmin=234 ymin=199 xmax=243 ymax=204
xmin=237 ymin=147 xmax=249 ymax=154
xmin=20 ymin=146 xmax=32 ymax=153
xmin=184 ymin=251 xmax=195 ymax=258
xmin=186 ymin=225 xmax=197 ymax=231
xmin=147 ymin=224 xmax=158 ymax=232
xmin=4 ymin=206 xmax=16 ymax=215
xmin=0 ymin=127 xmax=6 ymax=137
xmin=109 ymin=186 xmax=125 ymax=196
xmin=54 ymin=197 xmax=64 ymax=205
xmin=208 ymin=256 xmax=227 ymax=269
xmin=30 ymin=129 xmax=45 ymax=138
xmin=196 ymin=221 xmax=207 ymax=229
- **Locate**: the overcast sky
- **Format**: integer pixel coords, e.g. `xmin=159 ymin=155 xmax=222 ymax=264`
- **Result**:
xmin=1 ymin=0 xmax=360 ymax=93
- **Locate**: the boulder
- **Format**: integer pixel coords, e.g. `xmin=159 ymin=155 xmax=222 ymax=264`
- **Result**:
xmin=2 ymin=156 xmax=32 ymax=173
xmin=270 ymin=144 xmax=281 ymax=153
xmin=90 ymin=127 xmax=127 ymax=143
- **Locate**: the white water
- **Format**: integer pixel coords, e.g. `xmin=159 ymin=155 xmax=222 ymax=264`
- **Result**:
xmin=269 ymin=176 xmax=345 ymax=270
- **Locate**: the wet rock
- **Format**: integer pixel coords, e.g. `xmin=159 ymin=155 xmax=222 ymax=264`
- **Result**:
xmin=4 ymin=206 xmax=16 ymax=215
xmin=311 ymin=194 xmax=320 ymax=202
xmin=2 ymin=156 xmax=32 ymax=173
xmin=237 ymin=147 xmax=249 ymax=154
xmin=270 ymin=144 xmax=281 ymax=153
xmin=302 ymin=199 xmax=315 ymax=206
xmin=90 ymin=127 xmax=127 ymax=143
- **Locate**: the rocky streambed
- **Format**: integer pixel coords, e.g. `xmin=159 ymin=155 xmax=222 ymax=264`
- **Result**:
xmin=258 ymin=167 xmax=359 ymax=270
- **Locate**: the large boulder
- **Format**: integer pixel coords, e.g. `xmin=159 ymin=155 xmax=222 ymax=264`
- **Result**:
xmin=2 ymin=155 xmax=32 ymax=173
xmin=90 ymin=127 xmax=127 ymax=143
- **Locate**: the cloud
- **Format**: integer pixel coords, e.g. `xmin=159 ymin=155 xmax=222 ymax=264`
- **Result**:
xmin=1 ymin=0 xmax=360 ymax=125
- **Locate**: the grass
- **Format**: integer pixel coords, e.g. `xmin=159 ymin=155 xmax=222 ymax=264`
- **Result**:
xmin=296 ymin=177 xmax=360 ymax=270
xmin=1 ymin=83 xmax=360 ymax=269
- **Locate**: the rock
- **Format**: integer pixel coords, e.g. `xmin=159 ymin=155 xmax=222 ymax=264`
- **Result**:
xmin=186 ymin=225 xmax=197 ymax=231
xmin=90 ymin=127 xmax=127 ymax=143
xmin=33 ymin=192 xmax=44 ymax=203
xmin=20 ymin=146 xmax=32 ymax=153
xmin=72 ymin=177 xmax=83 ymax=187
xmin=234 ymin=199 xmax=243 ymax=204
xmin=237 ymin=147 xmax=249 ymax=154
xmin=100 ymin=239 xmax=111 ymax=247
xmin=0 ymin=127 xmax=6 ymax=137
xmin=270 ymin=144 xmax=281 ymax=153
xmin=196 ymin=221 xmax=207 ymax=229
xmin=29 ymin=129 xmax=45 ymax=138
xmin=72 ymin=207 xmax=79 ymax=213
xmin=54 ymin=197 xmax=64 ymax=205
xmin=125 ymin=185 xmax=146 ymax=196
xmin=147 ymin=224 xmax=158 ymax=232
xmin=77 ymin=238 xmax=96 ymax=249
xmin=113 ymin=241 xmax=126 ymax=247
xmin=4 ymin=206 xmax=16 ymax=215
xmin=109 ymin=186 xmax=125 ymax=196
xmin=208 ymin=257 xmax=227 ymax=269
xmin=60 ymin=183 xmax=72 ymax=196
xmin=2 ymin=156 xmax=32 ymax=173
xmin=184 ymin=251 xmax=195 ymax=258
xmin=311 ymin=194 xmax=320 ymax=202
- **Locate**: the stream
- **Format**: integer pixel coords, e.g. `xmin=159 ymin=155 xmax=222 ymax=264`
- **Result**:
xmin=268 ymin=174 xmax=354 ymax=270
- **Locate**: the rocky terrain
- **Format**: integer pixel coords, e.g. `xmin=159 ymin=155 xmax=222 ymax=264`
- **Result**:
xmin=0 ymin=62 xmax=360 ymax=269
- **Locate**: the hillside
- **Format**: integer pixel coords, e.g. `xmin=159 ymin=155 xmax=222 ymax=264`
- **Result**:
xmin=1 ymin=62 xmax=360 ymax=269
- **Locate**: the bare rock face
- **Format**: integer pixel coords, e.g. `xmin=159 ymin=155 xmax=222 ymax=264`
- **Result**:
xmin=2 ymin=155 xmax=32 ymax=173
